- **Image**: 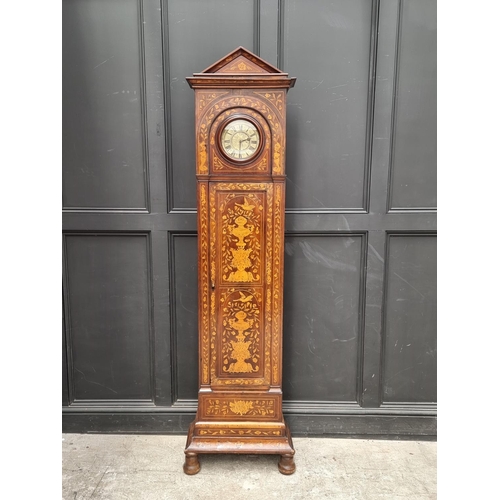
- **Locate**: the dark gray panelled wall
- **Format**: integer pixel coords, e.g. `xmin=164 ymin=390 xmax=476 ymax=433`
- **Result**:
xmin=63 ymin=0 xmax=437 ymax=437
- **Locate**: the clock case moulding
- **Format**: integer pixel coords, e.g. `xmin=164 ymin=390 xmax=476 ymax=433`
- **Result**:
xmin=184 ymin=47 xmax=296 ymax=475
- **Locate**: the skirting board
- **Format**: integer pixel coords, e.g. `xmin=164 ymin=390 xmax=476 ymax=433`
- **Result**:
xmin=62 ymin=410 xmax=436 ymax=439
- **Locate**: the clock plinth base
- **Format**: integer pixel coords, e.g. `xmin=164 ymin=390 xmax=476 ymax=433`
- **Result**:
xmin=183 ymin=419 xmax=295 ymax=474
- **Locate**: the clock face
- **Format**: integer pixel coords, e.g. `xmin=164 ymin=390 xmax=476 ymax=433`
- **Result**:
xmin=220 ymin=119 xmax=261 ymax=162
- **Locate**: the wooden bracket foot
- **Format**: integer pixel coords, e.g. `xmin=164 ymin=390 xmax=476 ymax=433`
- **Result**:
xmin=183 ymin=453 xmax=201 ymax=475
xmin=278 ymin=454 xmax=296 ymax=475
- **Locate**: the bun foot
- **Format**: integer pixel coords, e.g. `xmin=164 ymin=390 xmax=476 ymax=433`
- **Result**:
xmin=183 ymin=453 xmax=200 ymax=475
xmin=278 ymin=454 xmax=296 ymax=475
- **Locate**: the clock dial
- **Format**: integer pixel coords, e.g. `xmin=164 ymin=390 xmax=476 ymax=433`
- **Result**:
xmin=220 ymin=119 xmax=261 ymax=162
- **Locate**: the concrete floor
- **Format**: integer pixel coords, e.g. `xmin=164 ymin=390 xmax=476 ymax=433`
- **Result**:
xmin=62 ymin=433 xmax=436 ymax=500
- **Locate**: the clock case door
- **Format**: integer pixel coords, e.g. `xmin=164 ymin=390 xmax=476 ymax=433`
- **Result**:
xmin=208 ymin=182 xmax=273 ymax=389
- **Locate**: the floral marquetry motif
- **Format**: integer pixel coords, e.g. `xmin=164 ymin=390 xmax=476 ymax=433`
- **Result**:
xmin=254 ymin=91 xmax=285 ymax=118
xmin=217 ymin=56 xmax=268 ymax=74
xmin=205 ymin=398 xmax=275 ymax=417
xmin=197 ymin=91 xmax=229 ymax=112
xmin=185 ymin=46 xmax=296 ymax=475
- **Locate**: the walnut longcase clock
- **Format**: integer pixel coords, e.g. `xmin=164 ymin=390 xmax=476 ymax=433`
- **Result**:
xmin=184 ymin=47 xmax=296 ymax=475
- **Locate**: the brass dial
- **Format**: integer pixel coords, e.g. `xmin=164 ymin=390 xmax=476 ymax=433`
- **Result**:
xmin=220 ymin=119 xmax=261 ymax=161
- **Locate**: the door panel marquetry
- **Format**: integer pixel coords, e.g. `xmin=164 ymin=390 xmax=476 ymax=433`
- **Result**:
xmin=209 ymin=182 xmax=273 ymax=387
xmin=218 ymin=190 xmax=265 ymax=284
xmin=219 ymin=287 xmax=263 ymax=377
xmin=199 ymin=393 xmax=280 ymax=421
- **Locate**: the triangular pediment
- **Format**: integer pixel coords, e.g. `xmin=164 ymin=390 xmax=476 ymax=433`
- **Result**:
xmin=187 ymin=47 xmax=295 ymax=89
xmin=198 ymin=47 xmax=284 ymax=75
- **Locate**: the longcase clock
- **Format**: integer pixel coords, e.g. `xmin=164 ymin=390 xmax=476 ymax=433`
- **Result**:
xmin=184 ymin=47 xmax=296 ymax=475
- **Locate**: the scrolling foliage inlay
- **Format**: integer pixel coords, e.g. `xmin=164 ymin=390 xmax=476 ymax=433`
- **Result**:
xmin=199 ymin=183 xmax=210 ymax=384
xmin=272 ymin=183 xmax=283 ymax=384
xmin=198 ymin=429 xmax=281 ymax=436
xmin=254 ymin=91 xmax=285 ymax=118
